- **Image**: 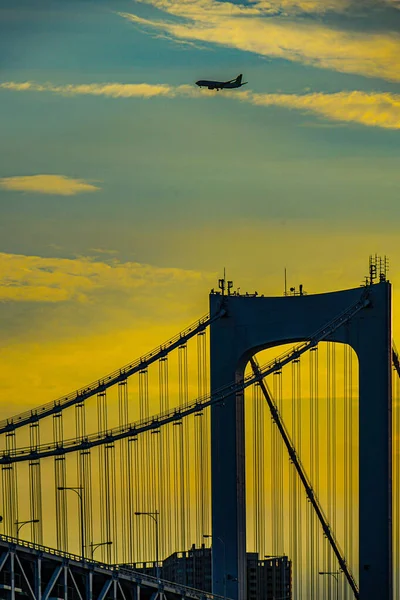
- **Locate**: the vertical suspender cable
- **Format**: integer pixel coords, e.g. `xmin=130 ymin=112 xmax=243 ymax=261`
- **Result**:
xmin=274 ymin=371 xmax=284 ymax=557
xmin=178 ymin=344 xmax=188 ymax=553
xmin=349 ymin=347 xmax=354 ymax=576
xmin=252 ymin=382 xmax=258 ymax=553
xmin=315 ymin=346 xmax=320 ymax=600
xmin=296 ymin=359 xmax=303 ymax=600
xmin=196 ymin=331 xmax=207 ymax=548
xmin=183 ymin=346 xmax=191 ymax=550
xmin=139 ymin=369 xmax=150 ymax=563
xmin=3 ymin=431 xmax=19 ymax=538
xmin=393 ymin=372 xmax=400 ymax=598
xmin=309 ymin=349 xmax=316 ymax=599
xmin=271 ymin=372 xmax=278 ymax=556
xmin=332 ymin=344 xmax=337 ymax=567
xmin=29 ymin=421 xmax=43 ymax=544
xmin=150 ymin=383 xmax=161 ymax=575
xmin=290 ymin=360 xmax=298 ymax=597
xmin=53 ymin=412 xmax=68 ymax=551
xmin=259 ymin=381 xmax=266 ymax=557
xmin=252 ymin=382 xmax=256 ymax=553
xmin=343 ymin=345 xmax=348 ymax=600
xmin=118 ymin=379 xmax=129 ymax=562
xmin=325 ymin=343 xmax=331 ymax=600
xmin=159 ymin=356 xmax=169 ymax=560
xmin=127 ymin=432 xmax=137 ymax=562
xmin=344 ymin=344 xmax=350 ymax=600
xmin=201 ymin=329 xmax=211 ymax=542
xmin=97 ymin=391 xmax=106 ymax=561
xmin=97 ymin=389 xmax=115 ymax=563
xmin=172 ymin=409 xmax=181 ymax=555
xmin=76 ymin=399 xmax=92 ymax=561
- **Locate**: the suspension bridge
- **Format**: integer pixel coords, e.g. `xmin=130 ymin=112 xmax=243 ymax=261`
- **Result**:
xmin=0 ymin=257 xmax=399 ymax=600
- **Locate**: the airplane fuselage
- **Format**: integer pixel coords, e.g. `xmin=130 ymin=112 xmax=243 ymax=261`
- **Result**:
xmin=195 ymin=74 xmax=247 ymax=91
xmin=196 ymin=80 xmax=242 ymax=90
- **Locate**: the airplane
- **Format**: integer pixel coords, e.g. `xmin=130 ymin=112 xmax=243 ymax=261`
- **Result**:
xmin=195 ymin=73 xmax=248 ymax=91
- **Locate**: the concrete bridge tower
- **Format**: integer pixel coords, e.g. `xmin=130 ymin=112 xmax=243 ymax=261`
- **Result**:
xmin=209 ymin=279 xmax=392 ymax=600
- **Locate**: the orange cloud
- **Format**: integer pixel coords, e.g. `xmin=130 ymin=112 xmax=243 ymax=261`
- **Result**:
xmin=239 ymin=89 xmax=400 ymax=129
xmin=119 ymin=1 xmax=400 ymax=82
xmin=0 ymin=174 xmax=100 ymax=195
xmin=131 ymin=0 xmax=353 ymax=18
xmin=0 ymin=80 xmax=195 ymax=99
xmin=0 ymin=252 xmax=211 ymax=304
xmin=2 ymin=78 xmax=400 ymax=130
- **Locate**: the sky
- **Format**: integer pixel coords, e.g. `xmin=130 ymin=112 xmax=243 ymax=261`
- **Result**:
xmin=1 ymin=2 xmax=400 ymax=587
xmin=1 ymin=0 xmax=400 ymax=412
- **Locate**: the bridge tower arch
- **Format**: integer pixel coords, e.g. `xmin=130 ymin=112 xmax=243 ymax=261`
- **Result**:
xmin=209 ymin=281 xmax=392 ymax=600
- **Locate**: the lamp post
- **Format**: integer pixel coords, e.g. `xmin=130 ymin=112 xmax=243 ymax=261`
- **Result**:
xmin=203 ymin=534 xmax=226 ymax=600
xmin=58 ymin=486 xmax=84 ymax=562
xmin=89 ymin=540 xmax=112 ymax=560
xmin=135 ymin=511 xmax=160 ymax=579
xmin=15 ymin=519 xmax=40 ymax=539
xmin=319 ymin=570 xmax=340 ymax=600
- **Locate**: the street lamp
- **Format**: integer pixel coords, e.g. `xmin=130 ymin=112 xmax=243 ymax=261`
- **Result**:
xmin=15 ymin=519 xmax=40 ymax=539
xmin=203 ymin=534 xmax=226 ymax=600
xmin=89 ymin=540 xmax=112 ymax=560
xmin=135 ymin=511 xmax=160 ymax=579
xmin=58 ymin=486 xmax=85 ymax=562
xmin=319 ymin=570 xmax=341 ymax=600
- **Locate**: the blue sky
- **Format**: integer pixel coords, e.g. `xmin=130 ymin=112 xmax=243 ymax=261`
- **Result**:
xmin=1 ymin=0 xmax=400 ymax=409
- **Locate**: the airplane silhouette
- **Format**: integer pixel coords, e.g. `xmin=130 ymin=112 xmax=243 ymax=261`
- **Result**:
xmin=195 ymin=74 xmax=248 ymax=91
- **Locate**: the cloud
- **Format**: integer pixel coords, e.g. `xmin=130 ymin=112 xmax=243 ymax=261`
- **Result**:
xmin=129 ymin=0 xmax=400 ymax=18
xmin=2 ymin=78 xmax=400 ymax=130
xmin=0 ymin=252 xmax=212 ymax=304
xmin=119 ymin=1 xmax=400 ymax=82
xmin=0 ymin=174 xmax=100 ymax=196
xmin=0 ymin=80 xmax=195 ymax=99
xmin=128 ymin=0 xmax=353 ymax=18
xmin=239 ymin=89 xmax=400 ymax=129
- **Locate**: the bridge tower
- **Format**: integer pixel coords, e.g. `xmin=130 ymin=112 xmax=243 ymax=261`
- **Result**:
xmin=209 ymin=281 xmax=392 ymax=600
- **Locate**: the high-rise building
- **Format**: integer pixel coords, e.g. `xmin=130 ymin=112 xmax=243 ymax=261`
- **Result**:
xmin=163 ymin=544 xmax=212 ymax=590
xmin=129 ymin=546 xmax=292 ymax=599
xmin=247 ymin=552 xmax=292 ymax=599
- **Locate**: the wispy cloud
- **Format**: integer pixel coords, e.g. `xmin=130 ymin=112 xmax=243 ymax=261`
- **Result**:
xmin=0 ymin=80 xmax=195 ymax=99
xmin=0 ymin=174 xmax=100 ymax=195
xmin=238 ymin=89 xmax=400 ymax=129
xmin=0 ymin=252 xmax=210 ymax=304
xmin=2 ymin=78 xmax=400 ymax=130
xmin=128 ymin=0 xmax=400 ymax=18
xmin=128 ymin=0 xmax=352 ymax=18
xmin=119 ymin=1 xmax=400 ymax=82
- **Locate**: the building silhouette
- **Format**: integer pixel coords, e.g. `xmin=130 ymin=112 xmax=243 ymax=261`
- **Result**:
xmin=131 ymin=545 xmax=292 ymax=599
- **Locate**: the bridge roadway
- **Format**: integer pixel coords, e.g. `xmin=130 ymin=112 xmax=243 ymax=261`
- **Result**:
xmin=0 ymin=536 xmax=225 ymax=600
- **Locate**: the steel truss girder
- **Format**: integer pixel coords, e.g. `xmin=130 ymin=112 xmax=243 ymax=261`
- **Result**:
xmin=0 ymin=538 xmax=222 ymax=600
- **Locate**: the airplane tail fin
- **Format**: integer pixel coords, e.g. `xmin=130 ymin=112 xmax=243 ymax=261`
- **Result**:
xmin=236 ymin=74 xmax=243 ymax=84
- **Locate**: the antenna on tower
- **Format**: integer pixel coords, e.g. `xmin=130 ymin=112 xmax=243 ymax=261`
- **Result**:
xmin=284 ymin=268 xmax=287 ymax=296
xmin=369 ymin=254 xmax=378 ymax=285
xmin=366 ymin=254 xmax=389 ymax=286
xmin=218 ymin=267 xmax=226 ymax=296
